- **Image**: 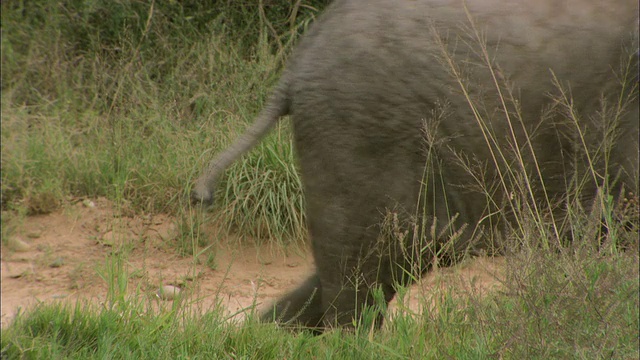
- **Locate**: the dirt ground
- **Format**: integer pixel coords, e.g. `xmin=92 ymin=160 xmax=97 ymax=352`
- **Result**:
xmin=1 ymin=198 xmax=504 ymax=328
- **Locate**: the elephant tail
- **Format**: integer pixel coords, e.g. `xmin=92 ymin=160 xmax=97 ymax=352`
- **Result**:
xmin=192 ymin=79 xmax=292 ymax=205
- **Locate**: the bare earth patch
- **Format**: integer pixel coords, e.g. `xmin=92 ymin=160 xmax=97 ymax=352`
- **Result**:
xmin=1 ymin=198 xmax=504 ymax=328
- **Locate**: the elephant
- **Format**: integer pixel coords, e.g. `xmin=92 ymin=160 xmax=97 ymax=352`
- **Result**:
xmin=193 ymin=0 xmax=639 ymax=331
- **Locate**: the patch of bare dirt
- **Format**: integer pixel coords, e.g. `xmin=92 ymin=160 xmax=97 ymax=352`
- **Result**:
xmin=1 ymin=198 xmax=504 ymax=328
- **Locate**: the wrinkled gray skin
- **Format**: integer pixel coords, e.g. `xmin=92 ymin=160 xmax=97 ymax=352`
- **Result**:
xmin=193 ymin=0 xmax=639 ymax=330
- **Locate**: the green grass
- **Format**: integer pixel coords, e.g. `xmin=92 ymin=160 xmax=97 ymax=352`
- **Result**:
xmin=1 ymin=0 xmax=312 ymax=248
xmin=1 ymin=1 xmax=638 ymax=358
xmin=2 ymin=242 xmax=637 ymax=359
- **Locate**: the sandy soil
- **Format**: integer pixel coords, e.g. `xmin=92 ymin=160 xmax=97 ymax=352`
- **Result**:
xmin=1 ymin=198 xmax=504 ymax=328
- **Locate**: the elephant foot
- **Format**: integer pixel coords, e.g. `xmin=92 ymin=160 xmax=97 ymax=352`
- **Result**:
xmin=261 ymin=274 xmax=324 ymax=332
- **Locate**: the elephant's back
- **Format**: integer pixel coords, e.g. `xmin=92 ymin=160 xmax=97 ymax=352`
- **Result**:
xmin=287 ymin=0 xmax=636 ymax=109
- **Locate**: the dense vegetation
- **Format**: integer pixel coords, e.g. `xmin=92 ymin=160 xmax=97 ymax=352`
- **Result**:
xmin=2 ymin=0 xmax=329 ymax=245
xmin=1 ymin=1 xmax=638 ymax=359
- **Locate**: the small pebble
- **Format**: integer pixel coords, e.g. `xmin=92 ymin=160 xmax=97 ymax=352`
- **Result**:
xmin=26 ymin=231 xmax=42 ymax=239
xmin=8 ymin=268 xmax=33 ymax=279
xmin=157 ymin=285 xmax=181 ymax=301
xmin=49 ymin=257 xmax=65 ymax=268
xmin=7 ymin=236 xmax=31 ymax=252
xmin=99 ymin=231 xmax=116 ymax=246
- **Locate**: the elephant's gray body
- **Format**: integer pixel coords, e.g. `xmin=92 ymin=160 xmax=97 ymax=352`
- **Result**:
xmin=194 ymin=0 xmax=639 ymax=329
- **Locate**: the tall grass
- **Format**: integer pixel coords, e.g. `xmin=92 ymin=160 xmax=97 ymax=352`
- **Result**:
xmin=407 ymin=14 xmax=638 ymax=357
xmin=1 ymin=1 xmax=323 ymax=247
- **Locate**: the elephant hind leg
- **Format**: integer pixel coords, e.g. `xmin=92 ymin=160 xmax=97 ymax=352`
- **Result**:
xmin=320 ymin=277 xmax=398 ymax=329
xmin=260 ymin=274 xmax=324 ymax=331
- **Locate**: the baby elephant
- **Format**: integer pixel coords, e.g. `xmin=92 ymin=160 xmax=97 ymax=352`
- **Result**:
xmin=193 ymin=0 xmax=639 ymax=331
